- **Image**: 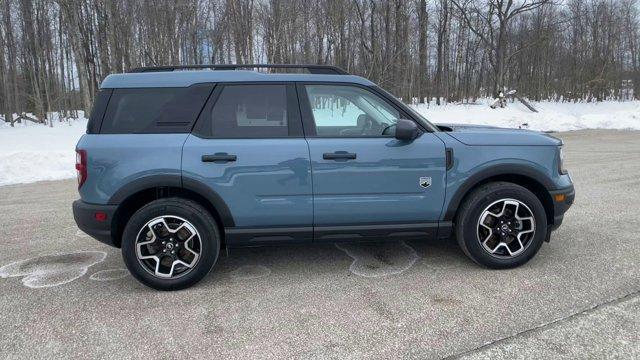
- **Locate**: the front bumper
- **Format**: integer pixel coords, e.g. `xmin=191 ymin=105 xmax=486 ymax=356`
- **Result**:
xmin=72 ymin=200 xmax=118 ymax=247
xmin=548 ymin=184 xmax=575 ymax=232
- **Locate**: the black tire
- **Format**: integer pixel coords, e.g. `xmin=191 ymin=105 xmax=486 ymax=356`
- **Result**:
xmin=455 ymin=182 xmax=547 ymax=269
xmin=121 ymin=198 xmax=220 ymax=290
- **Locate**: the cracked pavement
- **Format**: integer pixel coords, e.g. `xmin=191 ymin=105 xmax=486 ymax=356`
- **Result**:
xmin=0 ymin=130 xmax=638 ymax=359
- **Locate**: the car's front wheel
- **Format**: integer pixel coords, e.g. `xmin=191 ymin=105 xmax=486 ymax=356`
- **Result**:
xmin=121 ymin=198 xmax=220 ymax=290
xmin=455 ymin=182 xmax=547 ymax=268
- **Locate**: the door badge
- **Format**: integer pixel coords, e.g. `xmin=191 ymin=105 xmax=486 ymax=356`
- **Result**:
xmin=419 ymin=177 xmax=432 ymax=188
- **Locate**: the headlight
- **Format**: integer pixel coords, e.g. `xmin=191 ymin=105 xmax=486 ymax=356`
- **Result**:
xmin=558 ymin=147 xmax=567 ymax=175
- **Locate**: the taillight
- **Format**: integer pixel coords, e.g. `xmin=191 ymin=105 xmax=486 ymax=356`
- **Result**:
xmin=76 ymin=149 xmax=87 ymax=188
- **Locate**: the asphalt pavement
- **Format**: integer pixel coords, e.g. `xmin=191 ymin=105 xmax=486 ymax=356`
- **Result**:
xmin=0 ymin=130 xmax=638 ymax=359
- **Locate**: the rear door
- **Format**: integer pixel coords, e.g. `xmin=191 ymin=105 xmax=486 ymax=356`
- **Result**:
xmin=298 ymin=83 xmax=447 ymax=240
xmin=182 ymin=83 xmax=313 ymax=245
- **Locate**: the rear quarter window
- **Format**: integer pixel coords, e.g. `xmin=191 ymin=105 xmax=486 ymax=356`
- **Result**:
xmin=86 ymin=89 xmax=112 ymax=134
xmin=99 ymin=84 xmax=213 ymax=134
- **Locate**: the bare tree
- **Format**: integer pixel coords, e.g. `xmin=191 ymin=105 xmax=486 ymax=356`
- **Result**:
xmin=1 ymin=0 xmax=639 ymax=126
xmin=452 ymin=0 xmax=553 ymax=95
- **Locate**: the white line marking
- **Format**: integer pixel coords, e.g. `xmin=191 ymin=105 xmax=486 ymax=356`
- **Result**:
xmin=89 ymin=268 xmax=129 ymax=281
xmin=0 ymin=251 xmax=106 ymax=288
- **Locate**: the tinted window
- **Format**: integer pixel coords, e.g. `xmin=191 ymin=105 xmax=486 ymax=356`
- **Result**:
xmin=87 ymin=89 xmax=112 ymax=134
xmin=209 ymin=85 xmax=289 ymax=138
xmin=100 ymin=85 xmax=212 ymax=134
xmin=305 ymin=85 xmax=401 ymax=137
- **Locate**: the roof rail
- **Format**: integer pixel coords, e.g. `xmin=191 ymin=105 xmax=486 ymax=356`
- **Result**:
xmin=127 ymin=64 xmax=349 ymax=75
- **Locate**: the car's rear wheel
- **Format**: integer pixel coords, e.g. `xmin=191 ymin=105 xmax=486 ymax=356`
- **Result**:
xmin=121 ymin=198 xmax=220 ymax=290
xmin=455 ymin=182 xmax=547 ymax=268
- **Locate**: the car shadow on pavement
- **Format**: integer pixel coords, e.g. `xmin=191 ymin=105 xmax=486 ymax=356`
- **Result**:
xmin=13 ymin=235 xmax=471 ymax=291
xmin=190 ymin=236 xmax=471 ymax=289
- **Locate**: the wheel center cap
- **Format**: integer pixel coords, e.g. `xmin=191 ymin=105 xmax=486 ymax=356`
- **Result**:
xmin=165 ymin=242 xmax=174 ymax=250
xmin=500 ymin=224 xmax=510 ymax=233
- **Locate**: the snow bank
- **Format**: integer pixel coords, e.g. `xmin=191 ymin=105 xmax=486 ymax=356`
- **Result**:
xmin=0 ymin=116 xmax=88 ymax=186
xmin=0 ymin=101 xmax=638 ymax=186
xmin=411 ymin=99 xmax=640 ymax=132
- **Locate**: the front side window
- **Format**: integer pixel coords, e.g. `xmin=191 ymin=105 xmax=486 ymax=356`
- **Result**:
xmin=304 ymin=85 xmax=401 ymax=137
xmin=209 ymin=85 xmax=289 ymax=138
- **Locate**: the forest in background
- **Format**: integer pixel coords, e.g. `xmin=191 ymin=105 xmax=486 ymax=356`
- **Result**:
xmin=0 ymin=0 xmax=639 ymax=126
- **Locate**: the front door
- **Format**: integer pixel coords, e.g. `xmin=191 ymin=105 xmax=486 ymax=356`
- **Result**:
xmin=298 ymin=83 xmax=446 ymax=240
xmin=182 ymin=83 xmax=313 ymax=245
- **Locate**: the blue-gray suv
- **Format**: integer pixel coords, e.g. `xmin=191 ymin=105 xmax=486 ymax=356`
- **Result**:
xmin=72 ymin=64 xmax=574 ymax=290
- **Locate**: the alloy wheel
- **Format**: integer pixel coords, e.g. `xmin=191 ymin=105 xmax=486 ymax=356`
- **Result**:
xmin=476 ymin=198 xmax=536 ymax=258
xmin=135 ymin=216 xmax=202 ymax=278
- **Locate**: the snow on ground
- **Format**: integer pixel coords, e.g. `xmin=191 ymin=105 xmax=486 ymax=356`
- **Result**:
xmin=0 ymin=101 xmax=638 ymax=186
xmin=412 ymin=99 xmax=640 ymax=132
xmin=0 ymin=115 xmax=88 ymax=186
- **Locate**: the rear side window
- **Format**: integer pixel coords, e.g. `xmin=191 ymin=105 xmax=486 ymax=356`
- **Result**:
xmin=100 ymin=84 xmax=212 ymax=134
xmin=195 ymin=84 xmax=302 ymax=138
xmin=211 ymin=85 xmax=287 ymax=138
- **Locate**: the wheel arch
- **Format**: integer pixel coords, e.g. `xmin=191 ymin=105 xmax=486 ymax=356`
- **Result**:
xmin=444 ymin=165 xmax=556 ymax=226
xmin=108 ymin=175 xmax=234 ymax=247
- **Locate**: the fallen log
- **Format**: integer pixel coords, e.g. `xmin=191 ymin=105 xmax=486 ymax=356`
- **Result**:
xmin=515 ymin=95 xmax=538 ymax=113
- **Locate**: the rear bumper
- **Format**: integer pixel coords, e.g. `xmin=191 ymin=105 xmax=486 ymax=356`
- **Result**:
xmin=72 ymin=200 xmax=118 ymax=247
xmin=548 ymin=184 xmax=575 ymax=232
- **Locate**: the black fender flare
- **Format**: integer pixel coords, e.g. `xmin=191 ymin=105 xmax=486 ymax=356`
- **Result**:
xmin=108 ymin=174 xmax=181 ymax=204
xmin=443 ymin=163 xmax=556 ymax=221
xmin=108 ymin=174 xmax=235 ymax=227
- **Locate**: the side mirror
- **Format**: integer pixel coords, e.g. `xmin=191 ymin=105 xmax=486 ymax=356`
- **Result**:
xmin=395 ymin=119 xmax=420 ymax=141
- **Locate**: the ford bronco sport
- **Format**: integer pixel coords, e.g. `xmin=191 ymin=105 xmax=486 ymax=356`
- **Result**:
xmin=73 ymin=64 xmax=574 ymax=290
